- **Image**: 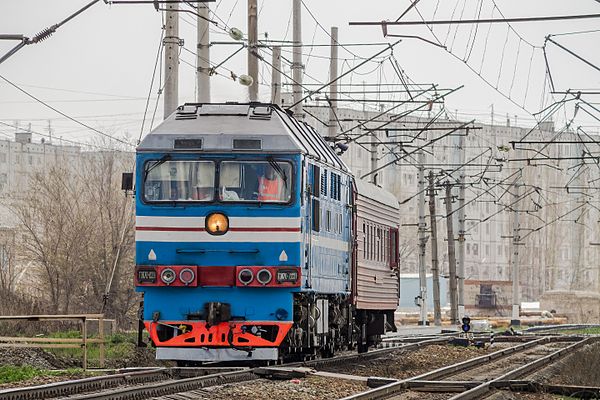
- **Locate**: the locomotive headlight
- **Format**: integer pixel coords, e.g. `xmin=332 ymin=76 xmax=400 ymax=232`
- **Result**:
xmin=256 ymin=269 xmax=272 ymax=285
xmin=206 ymin=213 xmax=229 ymax=235
xmin=160 ymin=268 xmax=176 ymax=285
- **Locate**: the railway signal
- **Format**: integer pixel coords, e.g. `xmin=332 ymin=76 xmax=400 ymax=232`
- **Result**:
xmin=461 ymin=316 xmax=471 ymax=333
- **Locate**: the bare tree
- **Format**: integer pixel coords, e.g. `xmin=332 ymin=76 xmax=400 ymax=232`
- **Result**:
xmin=9 ymin=151 xmax=136 ymax=325
xmin=0 ymin=227 xmax=17 ymax=296
xmin=78 ymin=152 xmax=136 ymax=325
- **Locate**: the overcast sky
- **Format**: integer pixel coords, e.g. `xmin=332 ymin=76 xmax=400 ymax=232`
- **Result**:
xmin=0 ymin=0 xmax=599 ymax=148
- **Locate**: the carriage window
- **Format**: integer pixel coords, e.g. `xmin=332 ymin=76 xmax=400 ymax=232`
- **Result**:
xmin=363 ymin=223 xmax=366 ymax=258
xmin=144 ymin=160 xmax=215 ymax=202
xmin=390 ymin=228 xmax=399 ymax=269
xmin=219 ymin=161 xmax=292 ymax=202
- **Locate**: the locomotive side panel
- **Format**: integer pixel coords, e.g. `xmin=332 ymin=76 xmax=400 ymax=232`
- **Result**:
xmin=304 ymin=163 xmax=352 ymax=294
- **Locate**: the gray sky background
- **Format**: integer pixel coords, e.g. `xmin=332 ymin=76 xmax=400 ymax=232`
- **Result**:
xmin=0 ymin=0 xmax=599 ymax=148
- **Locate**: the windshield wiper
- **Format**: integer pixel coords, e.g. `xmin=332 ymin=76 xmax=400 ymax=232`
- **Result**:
xmin=144 ymin=155 xmax=171 ymax=181
xmin=267 ymin=157 xmax=287 ymax=188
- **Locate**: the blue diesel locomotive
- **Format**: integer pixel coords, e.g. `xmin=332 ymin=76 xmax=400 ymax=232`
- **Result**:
xmin=133 ymin=103 xmax=401 ymax=363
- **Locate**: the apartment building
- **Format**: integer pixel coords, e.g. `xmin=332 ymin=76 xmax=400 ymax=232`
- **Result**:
xmin=303 ymin=104 xmax=600 ymax=306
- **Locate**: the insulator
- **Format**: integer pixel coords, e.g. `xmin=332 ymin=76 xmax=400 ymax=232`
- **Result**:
xmin=32 ymin=26 xmax=57 ymax=43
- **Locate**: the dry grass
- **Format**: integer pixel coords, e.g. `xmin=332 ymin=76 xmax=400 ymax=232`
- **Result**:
xmin=549 ymin=342 xmax=600 ymax=386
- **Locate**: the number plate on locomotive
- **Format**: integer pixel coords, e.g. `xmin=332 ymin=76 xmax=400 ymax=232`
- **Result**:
xmin=138 ymin=269 xmax=157 ymax=284
xmin=276 ymin=269 xmax=298 ymax=283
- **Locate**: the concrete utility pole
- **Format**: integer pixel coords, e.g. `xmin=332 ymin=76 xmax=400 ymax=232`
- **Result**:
xmin=247 ymin=0 xmax=258 ymax=101
xmin=271 ymin=46 xmax=282 ymax=105
xmin=455 ymin=130 xmax=466 ymax=319
xmin=328 ymin=26 xmax=338 ymax=139
xmin=444 ymin=182 xmax=459 ymax=324
xmin=428 ymin=171 xmax=442 ymax=326
xmin=163 ymin=2 xmax=180 ymax=119
xmin=370 ymin=136 xmax=378 ymax=185
xmin=417 ymin=150 xmax=428 ymax=325
xmin=292 ymin=0 xmax=303 ymax=117
xmin=510 ymin=175 xmax=521 ymax=326
xmin=197 ymin=1 xmax=211 ymax=103
xmin=571 ymin=140 xmax=586 ymax=290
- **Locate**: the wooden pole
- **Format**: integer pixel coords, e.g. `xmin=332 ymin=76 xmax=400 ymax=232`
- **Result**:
xmin=82 ymin=317 xmax=87 ymax=370
xmin=99 ymin=316 xmax=105 ymax=368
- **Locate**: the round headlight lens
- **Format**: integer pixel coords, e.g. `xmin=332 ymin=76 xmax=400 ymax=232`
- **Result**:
xmin=160 ymin=268 xmax=176 ymax=285
xmin=256 ymin=269 xmax=272 ymax=285
xmin=206 ymin=213 xmax=229 ymax=235
xmin=179 ymin=268 xmax=195 ymax=285
xmin=238 ymin=269 xmax=254 ymax=285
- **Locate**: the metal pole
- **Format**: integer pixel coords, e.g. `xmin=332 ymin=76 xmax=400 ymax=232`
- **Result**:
xmin=292 ymin=0 xmax=303 ymax=117
xmin=417 ymin=150 xmax=428 ymax=325
xmin=328 ymin=26 xmax=338 ymax=139
xmin=271 ymin=46 xmax=282 ymax=105
xmin=511 ymin=175 xmax=521 ymax=326
xmin=163 ymin=2 xmax=179 ymax=119
xmin=444 ymin=182 xmax=459 ymax=324
xmin=247 ymin=0 xmax=258 ymax=101
xmin=428 ymin=171 xmax=442 ymax=326
xmin=456 ymin=130 xmax=466 ymax=319
xmin=197 ymin=1 xmax=211 ymax=103
xmin=0 ymin=41 xmax=27 ymax=66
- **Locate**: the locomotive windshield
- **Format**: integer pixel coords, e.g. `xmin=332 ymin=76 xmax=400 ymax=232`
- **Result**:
xmin=144 ymin=160 xmax=215 ymax=202
xmin=142 ymin=159 xmax=292 ymax=203
xmin=219 ymin=161 xmax=291 ymax=203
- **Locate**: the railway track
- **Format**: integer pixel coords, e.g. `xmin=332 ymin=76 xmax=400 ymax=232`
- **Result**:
xmin=3 ymin=335 xmax=591 ymax=400
xmin=341 ymin=336 xmax=592 ymax=400
xmin=0 ymin=367 xmax=250 ymax=400
xmin=0 ymin=336 xmax=451 ymax=400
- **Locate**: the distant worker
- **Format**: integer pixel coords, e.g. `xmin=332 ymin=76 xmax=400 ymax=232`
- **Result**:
xmin=258 ymin=165 xmax=283 ymax=202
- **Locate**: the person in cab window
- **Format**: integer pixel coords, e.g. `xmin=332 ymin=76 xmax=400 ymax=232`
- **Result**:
xmin=192 ymin=166 xmax=213 ymax=201
xmin=258 ymin=165 xmax=283 ymax=202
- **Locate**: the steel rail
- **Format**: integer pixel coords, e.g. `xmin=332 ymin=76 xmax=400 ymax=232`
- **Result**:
xmin=449 ymin=337 xmax=593 ymax=400
xmin=303 ymin=336 xmax=453 ymax=370
xmin=493 ymin=380 xmax=600 ymax=398
xmin=391 ymin=379 xmax=600 ymax=396
xmin=0 ymin=367 xmax=245 ymax=400
xmin=0 ymin=336 xmax=451 ymax=400
xmin=52 ymin=369 xmax=257 ymax=400
xmin=339 ymin=336 xmax=584 ymax=400
xmin=0 ymin=368 xmax=170 ymax=400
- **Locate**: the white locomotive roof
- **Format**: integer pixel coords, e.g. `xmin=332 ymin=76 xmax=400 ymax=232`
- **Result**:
xmin=354 ymin=178 xmax=400 ymax=209
xmin=138 ymin=102 xmax=349 ymax=172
